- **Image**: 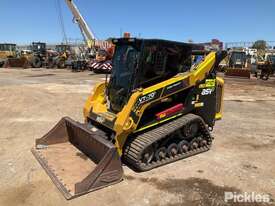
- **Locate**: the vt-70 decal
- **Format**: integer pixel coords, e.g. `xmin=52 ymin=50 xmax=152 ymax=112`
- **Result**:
xmin=133 ymin=89 xmax=162 ymax=111
xmin=138 ymin=91 xmax=157 ymax=104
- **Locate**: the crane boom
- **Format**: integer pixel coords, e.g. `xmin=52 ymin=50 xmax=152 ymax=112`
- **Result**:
xmin=65 ymin=0 xmax=97 ymax=48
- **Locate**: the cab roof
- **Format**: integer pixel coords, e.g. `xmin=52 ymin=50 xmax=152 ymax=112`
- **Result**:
xmin=112 ymin=38 xmax=204 ymax=51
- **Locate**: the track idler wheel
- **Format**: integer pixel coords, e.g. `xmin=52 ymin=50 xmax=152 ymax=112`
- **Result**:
xmin=155 ymin=147 xmax=167 ymax=161
xmin=190 ymin=138 xmax=199 ymax=150
xmin=181 ymin=121 xmax=199 ymax=139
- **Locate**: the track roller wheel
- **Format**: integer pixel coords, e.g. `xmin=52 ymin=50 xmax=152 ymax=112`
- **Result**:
xmin=167 ymin=143 xmax=178 ymax=157
xmin=178 ymin=140 xmax=189 ymax=153
xmin=141 ymin=146 xmax=154 ymax=164
xmin=155 ymin=147 xmax=167 ymax=161
xmin=197 ymin=136 xmax=207 ymax=147
xmin=190 ymin=138 xmax=199 ymax=150
xmin=196 ymin=136 xmax=203 ymax=146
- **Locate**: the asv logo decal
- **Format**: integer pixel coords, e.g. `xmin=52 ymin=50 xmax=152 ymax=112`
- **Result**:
xmin=201 ymin=88 xmax=214 ymax=96
xmin=138 ymin=91 xmax=157 ymax=104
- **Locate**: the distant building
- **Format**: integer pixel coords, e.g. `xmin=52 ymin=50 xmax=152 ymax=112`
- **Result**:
xmin=200 ymin=39 xmax=223 ymax=51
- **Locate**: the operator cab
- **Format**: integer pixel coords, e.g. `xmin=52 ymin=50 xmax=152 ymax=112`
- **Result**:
xmin=107 ymin=38 xmax=202 ymax=112
xmin=31 ymin=42 xmax=46 ymax=56
xmin=229 ymin=51 xmax=246 ymax=68
xmin=0 ymin=43 xmax=16 ymax=52
xmin=56 ymin=44 xmax=71 ymax=54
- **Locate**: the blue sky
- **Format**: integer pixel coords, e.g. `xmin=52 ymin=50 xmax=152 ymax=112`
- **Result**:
xmin=0 ymin=0 xmax=275 ymax=44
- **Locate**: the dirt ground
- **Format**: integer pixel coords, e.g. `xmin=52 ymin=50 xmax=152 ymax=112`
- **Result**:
xmin=0 ymin=68 xmax=274 ymax=206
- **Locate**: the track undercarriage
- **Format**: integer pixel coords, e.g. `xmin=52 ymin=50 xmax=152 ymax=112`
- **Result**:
xmin=123 ymin=113 xmax=212 ymax=171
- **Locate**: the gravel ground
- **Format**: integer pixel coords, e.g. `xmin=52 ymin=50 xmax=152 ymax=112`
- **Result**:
xmin=0 ymin=68 xmax=274 ymax=206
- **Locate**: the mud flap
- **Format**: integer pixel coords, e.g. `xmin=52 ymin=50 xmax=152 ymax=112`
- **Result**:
xmin=225 ymin=68 xmax=250 ymax=78
xmin=31 ymin=117 xmax=123 ymax=199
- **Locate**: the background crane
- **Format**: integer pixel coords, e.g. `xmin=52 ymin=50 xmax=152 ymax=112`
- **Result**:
xmin=64 ymin=0 xmax=97 ymax=49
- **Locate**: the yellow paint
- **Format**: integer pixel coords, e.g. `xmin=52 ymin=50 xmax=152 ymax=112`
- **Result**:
xmin=159 ymin=113 xmax=166 ymax=119
xmin=196 ymin=94 xmax=200 ymax=101
xmin=195 ymin=102 xmax=204 ymax=108
xmin=113 ymin=91 xmax=142 ymax=155
xmin=199 ymin=83 xmax=207 ymax=88
xmin=87 ymin=39 xmax=95 ymax=49
xmin=0 ymin=51 xmax=16 ymax=59
xmin=215 ymin=77 xmax=224 ymax=120
xmin=215 ymin=113 xmax=222 ymax=120
xmin=189 ymin=52 xmax=216 ymax=84
xmin=142 ymin=75 xmax=187 ymax=95
xmin=205 ymin=79 xmax=216 ymax=87
xmin=199 ymin=79 xmax=216 ymax=88
xmin=83 ymin=82 xmax=107 ymax=121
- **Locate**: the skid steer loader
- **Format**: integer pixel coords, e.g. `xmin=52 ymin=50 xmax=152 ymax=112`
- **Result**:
xmin=32 ymin=38 xmax=226 ymax=199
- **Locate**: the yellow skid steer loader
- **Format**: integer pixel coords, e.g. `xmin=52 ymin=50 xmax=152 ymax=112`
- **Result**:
xmin=32 ymin=38 xmax=226 ymax=199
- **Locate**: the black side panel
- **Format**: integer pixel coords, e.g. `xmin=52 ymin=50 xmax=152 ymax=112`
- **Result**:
xmin=195 ymin=88 xmax=216 ymax=126
xmin=183 ymin=76 xmax=217 ymax=127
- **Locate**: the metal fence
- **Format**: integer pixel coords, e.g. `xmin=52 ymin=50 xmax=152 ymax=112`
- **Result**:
xmin=16 ymin=38 xmax=86 ymax=51
xmin=225 ymin=41 xmax=275 ymax=49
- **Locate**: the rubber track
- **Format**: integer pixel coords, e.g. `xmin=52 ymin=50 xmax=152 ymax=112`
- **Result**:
xmin=123 ymin=113 xmax=212 ymax=171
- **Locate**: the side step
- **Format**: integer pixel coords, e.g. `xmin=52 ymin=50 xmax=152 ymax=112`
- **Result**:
xmin=31 ymin=117 xmax=123 ymax=199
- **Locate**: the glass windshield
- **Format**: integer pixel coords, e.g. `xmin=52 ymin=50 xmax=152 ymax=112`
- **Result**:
xmin=136 ymin=41 xmax=192 ymax=88
xmin=56 ymin=45 xmax=67 ymax=53
xmin=0 ymin=44 xmax=16 ymax=51
xmin=268 ymin=55 xmax=275 ymax=64
xmin=231 ymin=52 xmax=246 ymax=64
xmin=56 ymin=46 xmax=62 ymax=53
xmin=10 ymin=45 xmax=16 ymax=51
xmin=32 ymin=43 xmax=45 ymax=52
xmin=234 ymin=53 xmax=245 ymax=60
xmin=108 ymin=44 xmax=140 ymax=112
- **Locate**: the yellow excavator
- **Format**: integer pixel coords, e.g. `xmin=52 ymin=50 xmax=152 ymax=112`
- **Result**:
xmin=32 ymin=38 xmax=226 ymax=199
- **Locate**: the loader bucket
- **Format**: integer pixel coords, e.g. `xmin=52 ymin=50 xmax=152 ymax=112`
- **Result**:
xmin=4 ymin=57 xmax=30 ymax=68
xmin=31 ymin=117 xmax=123 ymax=199
xmin=225 ymin=68 xmax=250 ymax=79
